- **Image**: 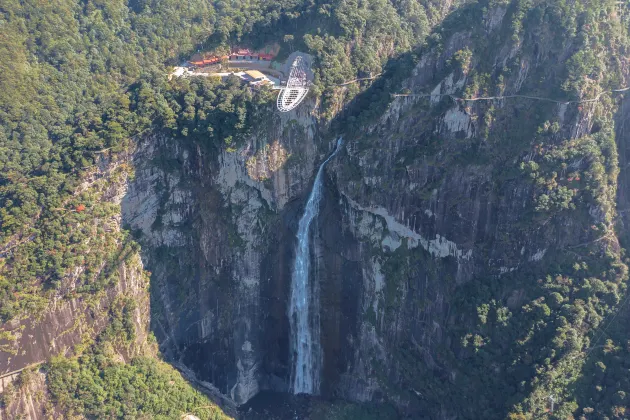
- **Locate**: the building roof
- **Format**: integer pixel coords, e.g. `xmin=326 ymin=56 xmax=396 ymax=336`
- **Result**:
xmin=244 ymin=70 xmax=267 ymax=80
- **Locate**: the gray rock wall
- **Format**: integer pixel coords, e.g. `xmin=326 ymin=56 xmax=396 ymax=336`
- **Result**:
xmin=121 ymin=5 xmax=630 ymax=417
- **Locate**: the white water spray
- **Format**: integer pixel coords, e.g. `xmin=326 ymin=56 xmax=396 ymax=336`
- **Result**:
xmin=289 ymin=138 xmax=343 ymax=394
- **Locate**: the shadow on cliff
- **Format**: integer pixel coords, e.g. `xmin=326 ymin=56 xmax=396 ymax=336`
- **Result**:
xmin=117 ymin=3 xmax=488 ymax=416
xmin=120 ymin=134 xmax=242 ymax=416
xmin=119 ymin=119 xmax=369 ymax=417
xmin=119 ymin=117 xmax=343 ymax=415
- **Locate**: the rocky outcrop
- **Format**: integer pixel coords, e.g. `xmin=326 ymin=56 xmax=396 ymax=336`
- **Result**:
xmin=122 ymin=99 xmax=329 ymax=404
xmin=0 ymin=370 xmax=56 ymax=420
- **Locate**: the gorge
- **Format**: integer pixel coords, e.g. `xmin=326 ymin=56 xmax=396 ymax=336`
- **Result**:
xmin=2 ymin=0 xmax=630 ymax=419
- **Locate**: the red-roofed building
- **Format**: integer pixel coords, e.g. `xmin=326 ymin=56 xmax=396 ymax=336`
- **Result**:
xmin=229 ymin=47 xmax=276 ymax=61
xmin=189 ymin=45 xmax=278 ymax=68
xmin=189 ymin=55 xmax=228 ymax=68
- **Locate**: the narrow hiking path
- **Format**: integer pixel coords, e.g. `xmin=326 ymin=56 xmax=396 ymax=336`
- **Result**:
xmin=392 ymin=86 xmax=630 ymax=104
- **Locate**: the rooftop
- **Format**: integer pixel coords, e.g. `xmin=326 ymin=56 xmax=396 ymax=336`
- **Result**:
xmin=244 ymin=70 xmax=267 ymax=80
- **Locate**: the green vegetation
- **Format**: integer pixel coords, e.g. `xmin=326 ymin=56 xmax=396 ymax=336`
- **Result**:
xmin=136 ymin=75 xmax=273 ymax=150
xmin=0 ymin=0 xmax=201 ymax=321
xmin=0 ymin=1 xmax=273 ymax=322
xmin=209 ymin=0 xmax=462 ymax=118
xmin=2 ymin=0 xmax=630 ymax=418
xmin=440 ymin=1 xmax=630 ymax=418
xmin=45 ymin=290 xmax=230 ymax=419
xmin=0 ymin=0 xmax=454 ymax=416
xmin=338 ymin=0 xmax=630 ymax=419
xmin=520 ymin=124 xmax=618 ymax=220
xmin=48 ymin=354 xmax=230 ymax=419
xmin=573 ymin=335 xmax=630 ymax=419
xmin=0 ymin=0 xmax=456 ymax=324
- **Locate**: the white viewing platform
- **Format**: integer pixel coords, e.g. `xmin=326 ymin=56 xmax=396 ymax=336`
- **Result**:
xmin=276 ymin=55 xmax=310 ymax=112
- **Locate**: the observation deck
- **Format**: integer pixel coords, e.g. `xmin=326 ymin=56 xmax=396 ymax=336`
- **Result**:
xmin=276 ymin=55 xmax=310 ymax=112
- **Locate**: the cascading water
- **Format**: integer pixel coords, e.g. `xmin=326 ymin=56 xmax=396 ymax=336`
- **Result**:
xmin=289 ymin=138 xmax=343 ymax=395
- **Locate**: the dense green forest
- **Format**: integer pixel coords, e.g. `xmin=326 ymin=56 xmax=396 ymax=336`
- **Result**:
xmin=48 ymin=354 xmax=230 ymax=419
xmin=0 ymin=0 xmax=214 ymax=320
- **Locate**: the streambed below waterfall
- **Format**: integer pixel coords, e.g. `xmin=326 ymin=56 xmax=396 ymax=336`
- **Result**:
xmin=238 ymin=391 xmax=399 ymax=420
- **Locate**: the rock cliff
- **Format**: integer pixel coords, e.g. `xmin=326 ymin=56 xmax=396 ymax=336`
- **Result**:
xmin=0 ymin=154 xmax=152 ymax=418
xmin=122 ymin=2 xmax=630 ymax=418
xmin=3 ymin=1 xmax=628 ymax=418
xmin=123 ymin=100 xmax=323 ymax=404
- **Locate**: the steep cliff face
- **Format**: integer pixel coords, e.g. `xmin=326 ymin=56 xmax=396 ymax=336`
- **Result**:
xmin=0 ymin=158 xmax=149 ymax=365
xmin=323 ymin=3 xmax=629 ymax=418
xmin=123 ymin=2 xmax=630 ymax=418
xmin=3 ymin=0 xmax=628 ymax=417
xmin=123 ymin=100 xmax=327 ymax=404
xmin=0 ymin=155 xmax=153 ymax=418
xmin=325 ymin=4 xmax=628 ymax=417
xmin=1 ymin=370 xmax=55 ymax=419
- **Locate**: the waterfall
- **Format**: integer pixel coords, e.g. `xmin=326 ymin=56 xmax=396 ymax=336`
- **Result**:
xmin=289 ymin=138 xmax=342 ymax=395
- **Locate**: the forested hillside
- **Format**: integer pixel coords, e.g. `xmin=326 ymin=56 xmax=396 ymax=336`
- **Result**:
xmin=2 ymin=0 xmax=630 ymax=418
xmin=332 ymin=1 xmax=630 ymax=418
